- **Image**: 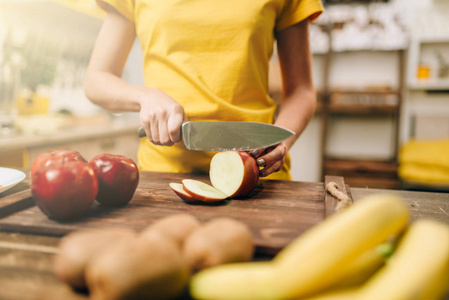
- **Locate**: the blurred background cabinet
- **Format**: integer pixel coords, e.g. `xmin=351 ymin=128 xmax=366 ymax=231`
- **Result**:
xmin=312 ymin=1 xmax=407 ymax=189
xmin=0 ymin=121 xmax=140 ymax=169
xmin=320 ymin=49 xmax=405 ymax=189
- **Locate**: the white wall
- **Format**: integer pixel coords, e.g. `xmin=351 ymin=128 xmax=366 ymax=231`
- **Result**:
xmin=289 ymin=116 xmax=323 ymax=183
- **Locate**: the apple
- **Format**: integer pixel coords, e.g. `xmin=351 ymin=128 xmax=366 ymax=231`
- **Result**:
xmin=170 ymin=151 xmax=259 ymax=203
xmin=210 ymin=151 xmax=259 ymax=198
xmin=30 ymin=149 xmax=86 ymax=179
xmin=31 ymin=161 xmax=98 ymax=221
xmin=169 ymin=182 xmax=198 ymax=204
xmin=89 ymin=153 xmax=139 ymax=206
xmin=182 ymin=179 xmax=228 ymax=202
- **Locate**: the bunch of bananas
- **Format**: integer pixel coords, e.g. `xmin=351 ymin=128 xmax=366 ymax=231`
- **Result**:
xmin=190 ymin=194 xmax=449 ymax=300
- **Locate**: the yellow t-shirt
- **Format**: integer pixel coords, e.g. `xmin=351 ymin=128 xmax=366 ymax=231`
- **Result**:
xmin=97 ymin=0 xmax=323 ymax=180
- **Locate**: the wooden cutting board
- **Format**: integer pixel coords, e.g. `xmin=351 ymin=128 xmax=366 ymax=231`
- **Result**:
xmin=0 ymin=172 xmax=351 ymax=255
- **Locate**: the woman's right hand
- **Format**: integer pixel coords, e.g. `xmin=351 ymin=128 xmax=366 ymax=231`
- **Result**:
xmin=139 ymin=88 xmax=187 ymax=146
xmin=83 ymin=4 xmax=186 ymax=147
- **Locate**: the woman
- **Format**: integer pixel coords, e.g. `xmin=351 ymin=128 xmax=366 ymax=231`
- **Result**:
xmin=84 ymin=0 xmax=323 ymax=180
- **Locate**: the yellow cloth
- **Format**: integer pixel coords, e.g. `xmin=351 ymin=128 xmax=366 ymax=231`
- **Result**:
xmin=97 ymin=0 xmax=323 ymax=180
xmin=398 ymin=139 xmax=449 ymax=184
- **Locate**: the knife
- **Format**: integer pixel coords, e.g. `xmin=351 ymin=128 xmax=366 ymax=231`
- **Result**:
xmin=137 ymin=121 xmax=294 ymax=151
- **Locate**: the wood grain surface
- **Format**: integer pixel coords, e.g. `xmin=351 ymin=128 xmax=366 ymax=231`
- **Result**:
xmin=1 ymin=171 xmax=449 ymax=300
xmin=0 ymin=172 xmax=349 ymax=255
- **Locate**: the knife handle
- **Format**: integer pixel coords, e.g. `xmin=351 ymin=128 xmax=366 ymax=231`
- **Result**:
xmin=138 ymin=125 xmax=185 ymax=138
xmin=137 ymin=127 xmax=146 ymax=138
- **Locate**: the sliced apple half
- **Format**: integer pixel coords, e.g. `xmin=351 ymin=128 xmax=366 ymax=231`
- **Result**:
xmin=182 ymin=179 xmax=228 ymax=202
xmin=210 ymin=151 xmax=259 ymax=198
xmin=169 ymin=182 xmax=198 ymax=203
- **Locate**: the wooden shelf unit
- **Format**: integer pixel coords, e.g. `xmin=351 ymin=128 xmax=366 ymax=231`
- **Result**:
xmin=323 ymin=158 xmax=399 ymax=189
xmin=328 ymin=90 xmax=401 ymax=114
xmin=318 ymin=22 xmax=405 ymax=189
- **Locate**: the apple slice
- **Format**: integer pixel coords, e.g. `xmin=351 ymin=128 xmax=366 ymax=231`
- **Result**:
xmin=182 ymin=179 xmax=228 ymax=202
xmin=210 ymin=151 xmax=259 ymax=198
xmin=169 ymin=182 xmax=198 ymax=203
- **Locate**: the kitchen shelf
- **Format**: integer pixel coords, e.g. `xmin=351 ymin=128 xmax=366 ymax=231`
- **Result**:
xmin=0 ymin=116 xmax=140 ymax=168
xmin=327 ymin=90 xmax=400 ymax=114
xmin=408 ymin=80 xmax=449 ymax=91
xmin=323 ymin=158 xmax=399 ymax=189
xmin=413 ymin=36 xmax=449 ymax=44
xmin=327 ymin=103 xmax=399 ymax=114
xmin=330 ymin=47 xmax=408 ymax=53
xmin=317 ymin=15 xmax=405 ymax=188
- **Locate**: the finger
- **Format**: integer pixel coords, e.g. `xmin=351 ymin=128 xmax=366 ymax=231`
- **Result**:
xmin=158 ymin=119 xmax=174 ymax=146
xmin=255 ymin=146 xmax=280 ymax=167
xmin=140 ymin=117 xmax=153 ymax=142
xmin=249 ymin=148 xmax=265 ymax=158
xmin=167 ymin=111 xmax=185 ymax=144
xmin=149 ymin=115 xmax=161 ymax=145
xmin=249 ymin=145 xmax=275 ymax=159
xmin=256 ymin=144 xmax=287 ymax=172
xmin=259 ymin=160 xmax=284 ymax=177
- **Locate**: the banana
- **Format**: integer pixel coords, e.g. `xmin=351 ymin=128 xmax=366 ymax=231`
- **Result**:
xmin=190 ymin=193 xmax=409 ymax=300
xmin=306 ymin=220 xmax=449 ymax=300
xmin=189 ymin=244 xmax=390 ymax=300
xmin=419 ymin=263 xmax=449 ymax=300
xmin=358 ymin=219 xmax=449 ymax=300
xmin=302 ymin=288 xmax=359 ymax=300
xmin=272 ymin=193 xmax=409 ymax=298
xmin=189 ymin=261 xmax=275 ymax=300
xmin=328 ymin=243 xmax=388 ymax=288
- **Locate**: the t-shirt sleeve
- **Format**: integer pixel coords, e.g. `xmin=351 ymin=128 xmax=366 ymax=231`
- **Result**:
xmin=276 ymin=0 xmax=324 ymax=31
xmin=96 ymin=0 xmax=135 ymax=22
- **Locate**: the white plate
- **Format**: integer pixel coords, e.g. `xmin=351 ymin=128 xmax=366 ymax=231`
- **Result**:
xmin=0 ymin=167 xmax=27 ymax=194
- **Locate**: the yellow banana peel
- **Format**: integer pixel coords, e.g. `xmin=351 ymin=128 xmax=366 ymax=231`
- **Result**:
xmin=189 ymin=261 xmax=275 ymax=300
xmin=273 ymin=193 xmax=409 ymax=298
xmin=329 ymin=243 xmax=387 ymax=289
xmin=305 ymin=219 xmax=449 ymax=300
xmin=190 ymin=194 xmax=409 ymax=300
xmin=359 ymin=219 xmax=449 ymax=300
xmin=302 ymin=288 xmax=359 ymax=300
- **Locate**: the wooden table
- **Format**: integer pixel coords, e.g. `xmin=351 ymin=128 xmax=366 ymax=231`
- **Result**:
xmin=0 ymin=172 xmax=448 ymax=300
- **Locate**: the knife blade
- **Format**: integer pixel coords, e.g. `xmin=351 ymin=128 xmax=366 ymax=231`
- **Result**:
xmin=137 ymin=121 xmax=294 ymax=151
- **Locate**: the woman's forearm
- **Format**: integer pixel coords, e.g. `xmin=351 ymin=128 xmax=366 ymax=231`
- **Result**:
xmin=84 ymin=70 xmax=148 ymax=113
xmin=274 ymin=17 xmax=316 ymax=152
xmin=83 ymin=5 xmax=143 ymax=113
xmin=274 ymin=87 xmax=317 ymax=151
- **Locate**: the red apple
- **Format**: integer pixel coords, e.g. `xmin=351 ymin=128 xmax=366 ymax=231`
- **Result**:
xmin=169 ymin=182 xmax=198 ymax=203
xmin=89 ymin=154 xmax=139 ymax=206
xmin=31 ymin=161 xmax=98 ymax=221
xmin=30 ymin=149 xmax=86 ymax=179
xmin=209 ymin=151 xmax=259 ymax=198
xmin=170 ymin=151 xmax=259 ymax=203
xmin=182 ymin=179 xmax=228 ymax=202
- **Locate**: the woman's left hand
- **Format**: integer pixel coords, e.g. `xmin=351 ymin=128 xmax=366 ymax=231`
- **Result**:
xmin=250 ymin=142 xmax=288 ymax=178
